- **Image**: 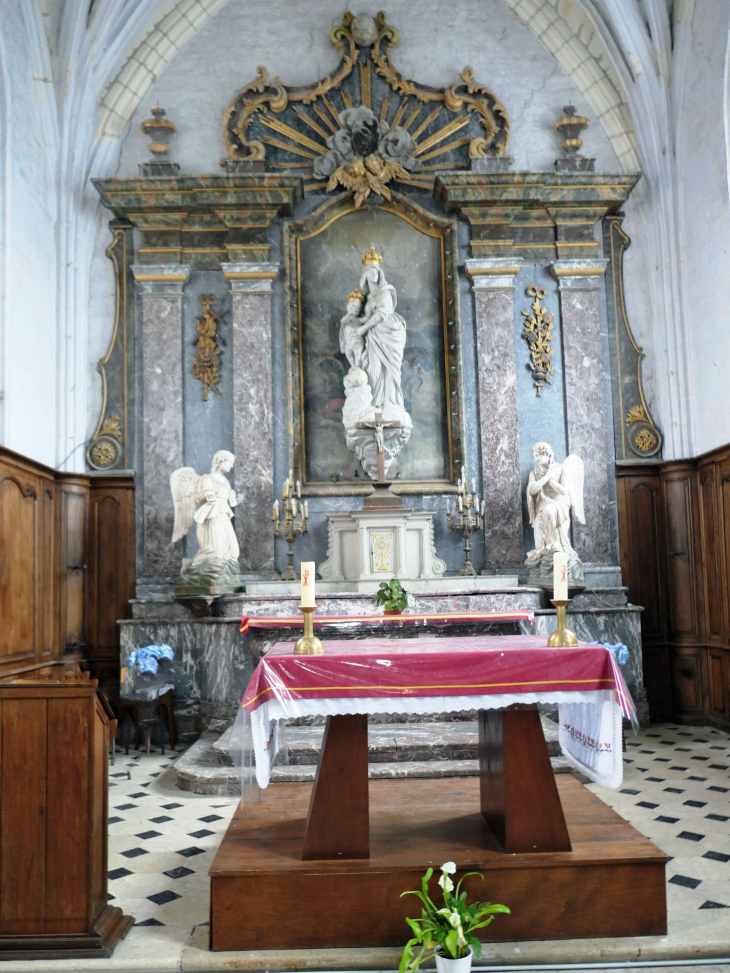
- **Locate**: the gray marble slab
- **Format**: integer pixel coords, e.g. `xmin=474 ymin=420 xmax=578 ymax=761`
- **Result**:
xmin=229 ymin=280 xmax=276 ymax=575
xmin=470 ymin=269 xmax=524 ymax=566
xmin=553 ymin=262 xmax=612 ymax=564
xmin=134 ymin=265 xmax=190 ymax=582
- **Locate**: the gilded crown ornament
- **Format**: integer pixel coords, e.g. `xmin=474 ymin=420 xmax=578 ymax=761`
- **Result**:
xmin=362 ymin=244 xmax=383 ymax=266
xmin=347 ymin=288 xmax=365 ymax=303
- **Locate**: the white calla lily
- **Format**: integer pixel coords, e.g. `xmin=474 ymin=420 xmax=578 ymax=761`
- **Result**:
xmin=441 ymin=861 xmax=457 ymax=874
xmin=437 ymin=873 xmax=454 ymax=892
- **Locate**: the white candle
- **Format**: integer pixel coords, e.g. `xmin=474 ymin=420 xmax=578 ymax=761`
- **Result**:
xmin=300 ymin=561 xmax=316 ymax=607
xmin=297 ymin=479 xmax=301 ymax=498
xmin=481 ymin=499 xmax=485 ymax=516
xmin=283 ymin=479 xmax=289 ymax=499
xmin=304 ymin=500 xmax=309 ymax=519
xmin=553 ymin=552 xmax=568 ymax=601
xmin=273 ymin=500 xmax=279 ymax=521
xmin=458 ymin=495 xmax=463 ymax=512
xmin=471 ymin=478 xmax=476 ymax=494
xmin=291 ymin=498 xmax=297 ymax=516
xmin=288 ymin=468 xmax=293 ymax=485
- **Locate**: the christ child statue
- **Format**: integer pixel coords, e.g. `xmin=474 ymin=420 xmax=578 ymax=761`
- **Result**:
xmin=339 ymin=289 xmax=366 ymax=370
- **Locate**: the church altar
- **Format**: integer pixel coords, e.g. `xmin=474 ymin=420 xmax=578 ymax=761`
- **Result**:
xmin=99 ymin=9 xmax=656 ymax=759
xmin=240 ymin=635 xmax=633 ymax=790
xmin=209 ymin=633 xmax=665 ymax=952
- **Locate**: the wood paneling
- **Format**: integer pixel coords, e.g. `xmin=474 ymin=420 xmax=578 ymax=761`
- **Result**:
xmin=617 ymin=441 xmax=730 ymax=730
xmin=0 ymin=447 xmax=134 ymax=695
xmin=0 ymin=683 xmax=132 ymax=957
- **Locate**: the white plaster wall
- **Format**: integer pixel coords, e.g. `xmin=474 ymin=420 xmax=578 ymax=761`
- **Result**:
xmin=0 ymin=2 xmax=59 ymax=467
xmin=113 ymin=0 xmax=621 ymax=176
xmin=673 ymin=1 xmax=730 ymax=456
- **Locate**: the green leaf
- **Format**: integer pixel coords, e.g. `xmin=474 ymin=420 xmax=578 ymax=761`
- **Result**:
xmin=390 ymin=579 xmax=403 ymax=593
xmin=444 ymin=929 xmax=459 ymax=958
xmin=399 ymin=941 xmax=415 ymax=973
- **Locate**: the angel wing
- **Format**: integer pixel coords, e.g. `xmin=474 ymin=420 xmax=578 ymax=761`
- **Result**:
xmin=170 ymin=467 xmax=201 ymax=544
xmin=560 ymin=454 xmax=585 ymax=524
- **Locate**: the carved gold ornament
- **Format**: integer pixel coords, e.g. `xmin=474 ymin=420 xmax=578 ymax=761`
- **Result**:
xmin=625 ymin=404 xmax=647 ymax=426
xmin=361 ymin=245 xmax=383 ymax=266
xmin=521 ymin=285 xmax=555 ymax=397
xmin=101 ymin=414 xmax=122 ymax=440
xmin=191 ymin=293 xmax=222 ymax=401
xmin=347 ymin=288 xmax=365 ymax=303
xmin=222 ymin=11 xmax=509 ymax=206
xmin=634 ymin=428 xmax=658 ymax=453
xmin=88 ymin=436 xmax=120 ymax=470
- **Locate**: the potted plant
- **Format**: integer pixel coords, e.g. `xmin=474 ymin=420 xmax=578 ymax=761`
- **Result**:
xmin=374 ymin=578 xmax=415 ymax=615
xmin=399 ymin=862 xmax=510 ymax=973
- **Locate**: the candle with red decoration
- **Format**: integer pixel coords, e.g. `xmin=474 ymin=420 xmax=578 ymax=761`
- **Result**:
xmin=553 ymin=552 xmax=568 ymax=601
xmin=300 ymin=561 xmax=316 ymax=608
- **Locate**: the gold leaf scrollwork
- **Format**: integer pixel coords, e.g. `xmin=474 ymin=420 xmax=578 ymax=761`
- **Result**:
xmin=625 ymin=404 xmax=647 ymax=426
xmin=87 ymin=435 xmax=120 ymax=470
xmin=223 ymin=24 xmax=358 ymax=160
xmin=326 ymin=155 xmax=411 ymax=209
xmin=521 ymin=285 xmax=555 ymax=397
xmin=191 ymin=293 xmax=222 ymax=401
xmin=101 ymin=414 xmax=122 ymax=440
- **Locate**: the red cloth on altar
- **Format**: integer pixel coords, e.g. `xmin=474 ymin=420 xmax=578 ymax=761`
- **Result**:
xmin=241 ymin=634 xmax=634 ymax=719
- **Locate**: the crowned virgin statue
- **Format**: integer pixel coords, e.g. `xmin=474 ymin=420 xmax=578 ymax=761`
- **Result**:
xmin=339 ymin=246 xmax=412 ymax=479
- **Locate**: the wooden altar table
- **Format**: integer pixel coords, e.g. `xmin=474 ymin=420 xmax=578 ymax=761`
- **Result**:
xmin=210 ymin=635 xmax=667 ymax=951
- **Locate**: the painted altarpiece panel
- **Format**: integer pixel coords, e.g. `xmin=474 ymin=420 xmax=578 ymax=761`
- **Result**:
xmin=284 ymin=195 xmax=465 ymax=494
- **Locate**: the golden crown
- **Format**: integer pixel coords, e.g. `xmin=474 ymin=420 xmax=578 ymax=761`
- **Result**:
xmin=361 ymin=244 xmax=383 ymax=266
xmin=346 ymin=288 xmax=365 ymax=303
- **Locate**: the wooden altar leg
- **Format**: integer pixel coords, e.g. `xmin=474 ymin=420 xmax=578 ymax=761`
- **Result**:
xmin=302 ymin=714 xmax=370 ymax=861
xmin=479 ymin=708 xmax=572 ymax=853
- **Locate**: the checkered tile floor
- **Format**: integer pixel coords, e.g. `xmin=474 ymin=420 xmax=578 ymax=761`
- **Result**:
xmin=107 ymin=751 xmax=238 ymax=931
xmin=588 ymin=722 xmax=730 ymax=911
xmin=106 ymin=722 xmax=730 ymax=934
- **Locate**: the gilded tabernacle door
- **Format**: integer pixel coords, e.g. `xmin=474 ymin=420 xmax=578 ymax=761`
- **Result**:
xmin=284 ymin=195 xmax=464 ymax=495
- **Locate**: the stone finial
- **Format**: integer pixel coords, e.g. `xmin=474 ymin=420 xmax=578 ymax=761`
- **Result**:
xmin=554 ymin=105 xmax=595 ymax=173
xmin=140 ymin=107 xmax=180 ymax=178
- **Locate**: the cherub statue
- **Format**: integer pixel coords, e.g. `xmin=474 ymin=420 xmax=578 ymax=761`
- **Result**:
xmin=339 ymin=289 xmax=366 ymax=370
xmin=525 ymin=441 xmax=586 ymax=590
xmin=170 ymin=450 xmax=243 ymax=594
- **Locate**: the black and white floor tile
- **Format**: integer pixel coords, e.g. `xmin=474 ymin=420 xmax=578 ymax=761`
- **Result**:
xmin=588 ymin=723 xmax=730 ymax=913
xmin=14 ymin=723 xmax=729 ymax=971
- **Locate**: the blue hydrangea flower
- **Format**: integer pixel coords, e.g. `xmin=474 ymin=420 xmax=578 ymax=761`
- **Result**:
xmin=127 ymin=644 xmax=174 ymax=675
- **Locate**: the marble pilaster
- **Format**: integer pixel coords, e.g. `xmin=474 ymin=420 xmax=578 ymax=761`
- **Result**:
xmin=466 ymin=258 xmax=524 ymax=566
xmin=222 ymin=263 xmax=277 ymax=575
xmin=552 ymin=259 xmax=611 ymax=564
xmin=133 ymin=263 xmax=190 ymax=582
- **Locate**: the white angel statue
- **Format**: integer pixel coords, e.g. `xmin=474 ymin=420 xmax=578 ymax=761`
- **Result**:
xmin=525 ymin=441 xmax=586 ymax=589
xmin=170 ymin=450 xmax=242 ymax=593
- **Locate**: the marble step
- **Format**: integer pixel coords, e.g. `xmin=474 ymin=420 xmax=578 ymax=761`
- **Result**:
xmin=212 ymin=717 xmax=561 ymax=765
xmin=174 ymin=717 xmax=567 ymax=795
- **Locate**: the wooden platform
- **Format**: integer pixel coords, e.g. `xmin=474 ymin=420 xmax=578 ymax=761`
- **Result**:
xmin=209 ymin=776 xmax=668 ymax=951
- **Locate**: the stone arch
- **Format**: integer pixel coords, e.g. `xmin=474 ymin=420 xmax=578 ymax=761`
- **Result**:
xmin=97 ymin=0 xmax=639 ymax=171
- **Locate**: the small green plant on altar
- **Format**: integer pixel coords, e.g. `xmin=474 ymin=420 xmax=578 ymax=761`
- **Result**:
xmin=374 ymin=578 xmax=413 ymax=613
xmin=399 ymin=862 xmax=510 ymax=973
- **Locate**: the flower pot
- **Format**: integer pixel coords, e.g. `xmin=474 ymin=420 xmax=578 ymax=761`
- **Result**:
xmin=383 ymin=608 xmax=403 ymax=615
xmin=435 ymin=947 xmax=473 ymax=973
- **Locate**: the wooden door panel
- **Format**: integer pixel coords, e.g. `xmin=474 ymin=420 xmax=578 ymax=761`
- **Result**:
xmin=664 ymin=474 xmax=699 ymax=639
xmin=671 ymin=648 xmax=703 ymax=716
xmin=707 ymin=649 xmax=727 ymax=720
xmin=699 ymin=467 xmax=724 ymax=642
xmin=629 ymin=481 xmax=664 ymax=638
xmin=0 ymin=475 xmax=38 ymax=663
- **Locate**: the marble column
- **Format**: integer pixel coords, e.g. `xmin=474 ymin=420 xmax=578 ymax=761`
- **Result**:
xmin=222 ymin=263 xmax=277 ymax=576
xmin=552 ymin=259 xmax=611 ymax=564
xmin=466 ymin=258 xmax=524 ymax=567
xmin=133 ymin=263 xmax=190 ymax=582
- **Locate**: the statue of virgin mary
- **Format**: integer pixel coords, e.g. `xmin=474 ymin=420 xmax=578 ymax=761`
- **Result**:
xmin=355 ymin=245 xmax=409 ymax=421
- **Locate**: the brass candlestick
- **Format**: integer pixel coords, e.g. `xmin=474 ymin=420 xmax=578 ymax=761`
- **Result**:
xmin=446 ymin=466 xmax=483 ymax=577
xmin=293 ymin=606 xmax=324 ymax=655
xmin=547 ymin=599 xmax=578 ymax=647
xmin=273 ymin=469 xmax=308 ymax=581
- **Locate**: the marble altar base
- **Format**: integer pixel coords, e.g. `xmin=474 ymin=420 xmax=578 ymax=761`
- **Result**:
xmin=119 ymin=585 xmax=649 ymax=737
